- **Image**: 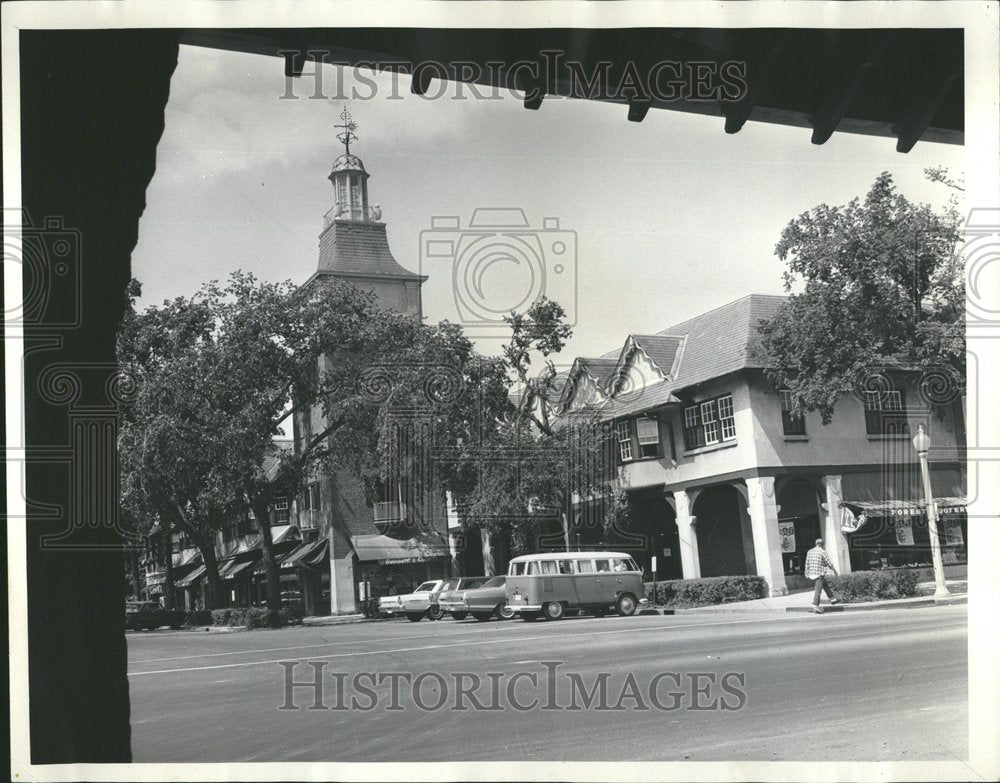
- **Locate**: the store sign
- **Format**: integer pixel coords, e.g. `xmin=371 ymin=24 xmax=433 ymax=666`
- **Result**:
xmin=943 ymin=517 xmax=964 ymax=545
xmin=895 ymin=518 xmax=915 ymax=546
xmin=778 ymin=522 xmax=796 ymax=553
xmin=381 ymin=557 xmax=424 ymax=565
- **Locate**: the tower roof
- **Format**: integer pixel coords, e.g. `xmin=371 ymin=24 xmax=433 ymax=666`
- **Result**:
xmin=331 ymin=153 xmax=366 ymax=174
xmin=311 ymin=220 xmax=426 ymax=282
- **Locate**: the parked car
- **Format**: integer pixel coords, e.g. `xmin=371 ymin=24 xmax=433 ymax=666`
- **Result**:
xmin=125 ymin=601 xmax=186 ymax=631
xmin=440 ymin=575 xmax=515 ymax=621
xmin=506 ymin=551 xmax=645 ymax=620
xmin=435 ymin=576 xmax=492 ymax=620
xmin=378 ymin=580 xmax=445 ymax=621
xmin=378 ymin=577 xmax=481 ymax=622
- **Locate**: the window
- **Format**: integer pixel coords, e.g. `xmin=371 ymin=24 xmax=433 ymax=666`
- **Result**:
xmin=302 ymin=482 xmax=321 ymax=511
xmin=557 ymin=559 xmax=575 ymax=575
xmin=780 ymin=390 xmax=807 ymax=436
xmin=863 ymin=388 xmax=908 ymax=435
xmin=615 ymin=420 xmax=633 ymax=462
xmin=594 ymin=559 xmax=611 ymax=572
xmin=683 ymin=394 xmax=736 ymax=450
xmin=577 ymin=559 xmax=595 ymax=573
xmin=635 ymin=418 xmax=661 ymax=458
xmin=527 ymin=561 xmax=541 ymax=576
xmin=510 ymin=562 xmax=525 ymax=576
xmin=540 ymin=560 xmax=558 ymax=575
xmin=272 ymin=496 xmax=289 ymax=524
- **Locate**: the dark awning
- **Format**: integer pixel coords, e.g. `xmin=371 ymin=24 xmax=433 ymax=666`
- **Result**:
xmin=351 ymin=532 xmax=450 ymax=564
xmin=840 ymin=496 xmax=967 ymax=517
xmin=280 ymin=538 xmax=328 ymax=569
xmin=175 ymin=564 xmax=206 ymax=588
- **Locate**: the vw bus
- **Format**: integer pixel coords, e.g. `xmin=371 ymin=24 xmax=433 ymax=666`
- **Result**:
xmin=505 ymin=551 xmax=645 ymax=621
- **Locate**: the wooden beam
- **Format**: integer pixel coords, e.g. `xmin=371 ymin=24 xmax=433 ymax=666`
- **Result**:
xmin=895 ymin=71 xmax=960 ymax=153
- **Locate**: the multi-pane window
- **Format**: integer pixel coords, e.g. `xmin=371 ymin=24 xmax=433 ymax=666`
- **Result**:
xmin=635 ymin=418 xmax=661 ymax=458
xmin=683 ymin=394 xmax=736 ymax=450
xmin=272 ymin=496 xmax=289 ymax=524
xmin=863 ymin=389 xmax=907 ymax=435
xmin=615 ymin=420 xmax=633 ymax=462
xmin=780 ymin=390 xmax=807 ymax=436
xmin=302 ymin=482 xmax=322 ymax=511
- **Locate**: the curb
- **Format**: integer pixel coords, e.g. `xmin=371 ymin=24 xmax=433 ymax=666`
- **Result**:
xmin=785 ymin=595 xmax=968 ymax=613
xmin=637 ymin=608 xmax=676 ymax=616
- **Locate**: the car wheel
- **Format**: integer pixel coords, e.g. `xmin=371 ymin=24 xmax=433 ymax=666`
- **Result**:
xmin=616 ymin=593 xmax=638 ymax=617
xmin=520 ymin=611 xmax=540 ymax=622
xmin=406 ymin=613 xmax=424 ymax=622
xmin=543 ymin=602 xmax=565 ymax=621
xmin=426 ymin=605 xmax=444 ymax=621
xmin=496 ymin=601 xmax=515 ymax=620
xmin=472 ymin=612 xmax=492 ymax=622
xmin=451 ymin=612 xmax=468 ymax=621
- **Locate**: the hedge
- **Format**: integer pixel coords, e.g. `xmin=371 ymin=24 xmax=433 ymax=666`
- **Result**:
xmin=184 ymin=607 xmax=305 ymax=629
xmin=643 ymin=575 xmax=768 ymax=607
xmin=827 ymin=569 xmax=920 ymax=602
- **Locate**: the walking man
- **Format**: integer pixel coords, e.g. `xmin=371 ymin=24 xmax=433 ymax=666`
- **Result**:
xmin=805 ymin=538 xmax=841 ymax=614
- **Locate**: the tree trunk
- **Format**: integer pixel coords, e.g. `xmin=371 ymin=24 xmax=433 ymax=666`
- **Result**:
xmin=201 ymin=544 xmax=226 ymax=609
xmin=128 ymin=545 xmax=143 ymax=599
xmin=252 ymin=499 xmax=283 ymax=611
xmin=163 ymin=526 xmax=174 ymax=609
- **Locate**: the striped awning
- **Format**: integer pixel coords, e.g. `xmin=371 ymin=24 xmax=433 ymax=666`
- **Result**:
xmin=175 ymin=564 xmax=206 ymax=588
xmin=840 ymin=496 xmax=967 ymax=518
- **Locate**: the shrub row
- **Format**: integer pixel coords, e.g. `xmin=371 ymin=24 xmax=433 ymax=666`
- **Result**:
xmin=643 ymin=575 xmax=768 ymax=607
xmin=185 ymin=606 xmax=305 ymax=629
xmin=827 ymin=569 xmax=920 ymax=602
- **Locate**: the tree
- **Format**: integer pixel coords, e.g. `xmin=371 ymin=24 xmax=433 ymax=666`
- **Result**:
xmin=118 ymin=272 xmax=499 ymax=611
xmin=443 ymin=298 xmax=619 ymax=566
xmin=756 ymin=171 xmax=965 ymax=424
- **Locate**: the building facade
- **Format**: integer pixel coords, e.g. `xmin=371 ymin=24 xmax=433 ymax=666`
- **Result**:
xmin=553 ymin=294 xmax=966 ymax=596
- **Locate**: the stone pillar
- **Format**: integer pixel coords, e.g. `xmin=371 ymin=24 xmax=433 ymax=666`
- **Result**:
xmin=480 ymin=528 xmax=495 ymax=577
xmin=822 ymin=474 xmax=853 ymax=575
xmin=672 ymin=490 xmax=701 ymax=580
xmin=744 ymin=477 xmax=788 ymax=597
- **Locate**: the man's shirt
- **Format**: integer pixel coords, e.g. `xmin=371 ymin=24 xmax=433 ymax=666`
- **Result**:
xmin=804 ymin=547 xmax=835 ymax=579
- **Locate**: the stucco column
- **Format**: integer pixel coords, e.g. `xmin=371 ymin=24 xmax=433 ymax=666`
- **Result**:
xmin=823 ymin=474 xmax=853 ymax=574
xmin=744 ymin=476 xmax=788 ymax=597
xmin=329 ymin=525 xmax=357 ymax=615
xmin=672 ymin=490 xmax=701 ymax=580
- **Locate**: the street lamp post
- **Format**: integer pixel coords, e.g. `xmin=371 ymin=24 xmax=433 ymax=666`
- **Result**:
xmin=912 ymin=424 xmax=950 ymax=598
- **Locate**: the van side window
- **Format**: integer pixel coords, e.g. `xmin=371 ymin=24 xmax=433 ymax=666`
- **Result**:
xmin=510 ymin=562 xmax=524 ymax=576
xmin=627 ymin=558 xmax=640 ymax=572
xmin=594 ymin=559 xmax=611 ymax=572
xmin=577 ymin=560 xmax=595 ymax=573
xmin=527 ymin=561 xmax=540 ymax=575
xmin=540 ymin=560 xmax=558 ymax=575
xmin=612 ymin=558 xmax=633 ymax=572
xmin=557 ymin=559 xmax=575 ymax=574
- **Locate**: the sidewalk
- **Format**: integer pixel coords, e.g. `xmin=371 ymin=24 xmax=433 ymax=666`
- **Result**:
xmin=671 ymin=578 xmax=967 ymax=615
xmin=302 ymin=613 xmax=370 ymax=627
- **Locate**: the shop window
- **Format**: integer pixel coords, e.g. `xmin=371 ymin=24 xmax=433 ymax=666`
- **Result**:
xmin=635 ymin=417 xmax=661 ymax=458
xmin=683 ymin=394 xmax=736 ymax=450
xmin=780 ymin=390 xmax=807 ymax=436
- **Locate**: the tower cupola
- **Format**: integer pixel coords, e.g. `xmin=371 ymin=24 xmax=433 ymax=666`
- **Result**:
xmin=324 ymin=107 xmax=378 ymax=226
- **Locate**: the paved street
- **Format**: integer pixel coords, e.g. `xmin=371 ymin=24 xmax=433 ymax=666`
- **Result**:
xmin=128 ymin=605 xmax=967 ymax=762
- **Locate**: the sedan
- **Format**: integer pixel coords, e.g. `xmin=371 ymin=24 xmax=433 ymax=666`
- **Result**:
xmin=440 ymin=575 xmax=515 ymax=622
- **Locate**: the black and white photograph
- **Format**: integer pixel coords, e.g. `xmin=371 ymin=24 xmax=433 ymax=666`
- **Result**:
xmin=4 ymin=1 xmax=999 ymax=781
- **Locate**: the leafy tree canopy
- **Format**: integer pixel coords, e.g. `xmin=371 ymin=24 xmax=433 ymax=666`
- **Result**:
xmin=757 ymin=171 xmax=964 ymax=424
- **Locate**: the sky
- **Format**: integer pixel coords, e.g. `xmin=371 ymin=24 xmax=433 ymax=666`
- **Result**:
xmin=131 ymin=43 xmax=966 ymax=371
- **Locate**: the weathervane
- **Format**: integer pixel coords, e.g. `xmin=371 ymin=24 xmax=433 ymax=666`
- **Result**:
xmin=334 ymin=106 xmax=358 ymax=155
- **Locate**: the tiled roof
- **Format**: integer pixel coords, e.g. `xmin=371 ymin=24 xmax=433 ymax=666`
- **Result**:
xmin=581 ymin=294 xmax=788 ymax=420
xmin=576 ymin=357 xmax=619 ymax=388
xmin=657 ymin=294 xmax=786 ymax=390
xmin=314 ymin=220 xmax=426 ymax=282
xmin=627 ymin=334 xmax=685 ymax=378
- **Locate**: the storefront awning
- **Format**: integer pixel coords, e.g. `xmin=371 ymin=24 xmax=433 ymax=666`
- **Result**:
xmin=840 ymin=496 xmax=967 ymax=517
xmin=351 ymin=532 xmax=450 ymax=564
xmin=175 ymin=564 xmax=206 ymax=588
xmin=226 ymin=554 xmax=262 ymax=578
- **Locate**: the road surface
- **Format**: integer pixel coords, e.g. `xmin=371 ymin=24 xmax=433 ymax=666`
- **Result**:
xmin=128 ymin=605 xmax=967 ymax=762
